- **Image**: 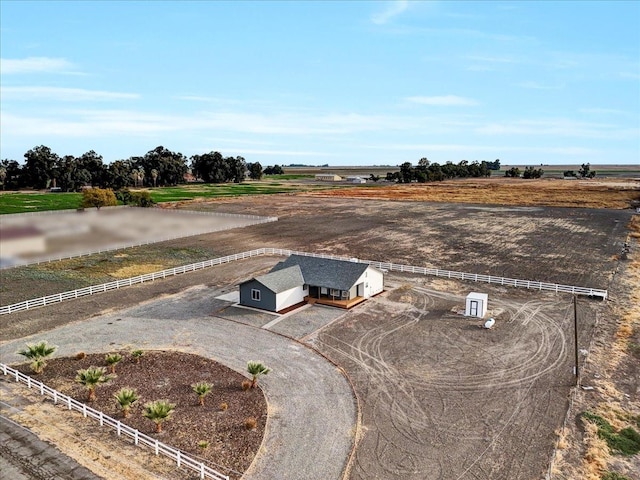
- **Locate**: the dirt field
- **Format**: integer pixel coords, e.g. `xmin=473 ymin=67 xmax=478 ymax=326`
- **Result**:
xmin=309 ymin=278 xmax=597 ymax=480
xmin=303 ymin=177 xmax=640 ymax=209
xmin=1 ymin=191 xmax=638 ymax=480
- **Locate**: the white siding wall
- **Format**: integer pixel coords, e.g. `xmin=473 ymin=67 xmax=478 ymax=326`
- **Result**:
xmin=354 ymin=267 xmax=384 ymax=298
xmin=275 ymin=285 xmax=308 ymax=312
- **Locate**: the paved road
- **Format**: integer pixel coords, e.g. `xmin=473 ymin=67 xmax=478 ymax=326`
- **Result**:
xmin=0 ymin=285 xmax=357 ymax=480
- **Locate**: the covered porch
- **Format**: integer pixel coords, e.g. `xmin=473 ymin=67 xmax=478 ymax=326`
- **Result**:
xmin=306 ymin=295 xmax=366 ymax=309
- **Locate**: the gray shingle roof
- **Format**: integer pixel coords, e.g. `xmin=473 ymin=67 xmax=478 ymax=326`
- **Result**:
xmin=270 ymin=255 xmax=369 ymax=291
xmin=253 ymin=265 xmax=305 ymax=293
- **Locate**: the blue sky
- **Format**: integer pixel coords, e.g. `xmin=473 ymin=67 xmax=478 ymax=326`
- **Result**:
xmin=1 ymin=0 xmax=639 ymax=166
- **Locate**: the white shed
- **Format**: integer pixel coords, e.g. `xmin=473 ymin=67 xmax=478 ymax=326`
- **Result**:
xmin=465 ymin=292 xmax=488 ymax=318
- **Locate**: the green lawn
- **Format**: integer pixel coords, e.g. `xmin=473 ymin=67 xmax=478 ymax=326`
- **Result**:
xmin=0 ymin=192 xmax=83 ymax=214
xmin=0 ymin=181 xmax=333 ymax=214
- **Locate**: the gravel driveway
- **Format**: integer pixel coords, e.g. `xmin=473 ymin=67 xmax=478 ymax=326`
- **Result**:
xmin=0 ymin=284 xmax=357 ymax=480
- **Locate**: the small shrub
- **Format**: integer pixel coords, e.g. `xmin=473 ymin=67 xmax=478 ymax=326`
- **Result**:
xmin=241 ymin=380 xmax=252 ymax=391
xmin=582 ymin=411 xmax=640 ymax=456
xmin=197 ymin=440 xmax=210 ymax=450
xmin=131 ymin=349 xmax=144 ymax=363
xmin=105 ymin=353 xmax=123 ymax=374
xmin=75 ymin=352 xmax=86 ymax=360
xmin=601 ymin=472 xmax=631 ymax=480
xmin=244 ymin=417 xmax=257 ymax=430
xmin=219 ymin=402 xmax=228 ymax=412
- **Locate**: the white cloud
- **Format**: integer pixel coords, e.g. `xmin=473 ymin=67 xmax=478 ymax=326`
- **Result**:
xmin=0 ymin=57 xmax=79 ymax=75
xmin=371 ymin=0 xmax=410 ymax=25
xmin=1 ymin=86 xmax=139 ymax=101
xmin=406 ymin=95 xmax=479 ymax=106
xmin=475 ymin=119 xmax=638 ymax=140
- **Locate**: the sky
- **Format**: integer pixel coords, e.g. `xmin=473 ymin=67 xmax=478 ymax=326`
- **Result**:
xmin=1 ymin=1 xmax=639 ymax=166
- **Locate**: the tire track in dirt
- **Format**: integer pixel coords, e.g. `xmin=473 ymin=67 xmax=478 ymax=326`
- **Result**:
xmin=314 ymin=285 xmax=575 ymax=479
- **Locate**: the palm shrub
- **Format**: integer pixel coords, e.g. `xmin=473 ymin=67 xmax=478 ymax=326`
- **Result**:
xmin=114 ymin=388 xmax=139 ymax=418
xmin=17 ymin=341 xmax=57 ymax=374
xmin=192 ymin=382 xmax=213 ymax=406
xmin=143 ymin=400 xmax=175 ymax=433
xmin=76 ymin=366 xmax=111 ymax=401
xmin=247 ymin=361 xmax=271 ymax=388
xmin=105 ymin=353 xmax=123 ymax=374
xmin=131 ymin=349 xmax=144 ymax=363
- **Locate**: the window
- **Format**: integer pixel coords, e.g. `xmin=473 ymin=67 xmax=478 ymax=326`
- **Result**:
xmin=321 ymin=287 xmax=328 ymax=295
xmin=331 ymin=289 xmax=340 ymax=297
xmin=251 ymin=289 xmax=261 ymax=301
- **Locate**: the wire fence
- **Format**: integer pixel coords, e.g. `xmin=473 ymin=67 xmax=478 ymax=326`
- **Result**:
xmin=0 ymin=363 xmax=229 ymax=480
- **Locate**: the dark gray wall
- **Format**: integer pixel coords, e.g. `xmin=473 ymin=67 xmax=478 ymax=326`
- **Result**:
xmin=239 ymin=279 xmax=277 ymax=312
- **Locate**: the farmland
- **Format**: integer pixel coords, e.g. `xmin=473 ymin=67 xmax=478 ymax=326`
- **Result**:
xmin=1 ymin=179 xmax=638 ymax=480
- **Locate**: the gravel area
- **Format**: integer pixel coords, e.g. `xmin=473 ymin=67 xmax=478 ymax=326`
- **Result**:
xmin=0 ymin=283 xmax=357 ymax=480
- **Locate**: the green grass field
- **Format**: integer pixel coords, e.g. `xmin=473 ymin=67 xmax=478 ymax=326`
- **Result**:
xmin=0 ymin=180 xmax=334 ymax=214
xmin=0 ymin=192 xmax=83 ymax=214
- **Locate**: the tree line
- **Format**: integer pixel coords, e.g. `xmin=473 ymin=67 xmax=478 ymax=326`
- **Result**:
xmin=0 ymin=145 xmax=284 ymax=191
xmin=384 ymin=158 xmax=500 ymax=183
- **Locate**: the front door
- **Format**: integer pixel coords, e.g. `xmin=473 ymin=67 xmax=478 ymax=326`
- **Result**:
xmin=470 ymin=300 xmax=478 ymax=316
xmin=357 ymin=283 xmax=364 ymax=297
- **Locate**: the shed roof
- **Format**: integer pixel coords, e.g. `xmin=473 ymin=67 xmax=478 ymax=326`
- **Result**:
xmin=271 ymin=254 xmax=371 ymax=291
xmin=252 ymin=265 xmax=305 ymax=293
xmin=466 ymin=292 xmax=488 ymax=301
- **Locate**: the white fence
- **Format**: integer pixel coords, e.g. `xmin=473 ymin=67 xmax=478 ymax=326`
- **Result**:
xmin=0 ymin=363 xmax=229 ymax=480
xmin=0 ymin=247 xmax=608 ymax=315
xmin=1 ymin=209 xmax=277 ymax=270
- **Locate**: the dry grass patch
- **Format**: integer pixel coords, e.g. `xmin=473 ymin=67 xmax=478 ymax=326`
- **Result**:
xmin=110 ymin=264 xmax=165 ymax=278
xmin=305 ymin=178 xmax=640 ymax=209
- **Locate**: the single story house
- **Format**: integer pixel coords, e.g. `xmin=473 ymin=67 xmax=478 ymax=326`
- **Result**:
xmin=239 ymin=254 xmax=384 ymax=313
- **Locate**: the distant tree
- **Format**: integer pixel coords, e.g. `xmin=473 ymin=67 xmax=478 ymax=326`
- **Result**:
xmin=487 ymin=159 xmax=501 ymax=170
xmin=142 ymin=146 xmax=188 ymax=186
xmin=106 ymin=160 xmax=134 ymax=190
xmin=399 ymin=162 xmax=414 ymax=183
xmin=264 ymin=164 xmax=284 ymax=175
xmin=81 ymin=188 xmax=117 ymax=210
xmin=0 ymin=166 xmax=6 ymax=190
xmin=228 ymin=156 xmax=247 ymax=183
xmin=385 ymin=171 xmax=399 ymax=182
xmin=150 ymin=168 xmax=159 ymax=187
xmin=369 ymin=174 xmax=381 ymax=182
xmin=522 ymin=166 xmax=544 ymax=179
xmin=504 ymin=167 xmax=521 ymax=178
xmin=564 ymin=170 xmax=577 ymax=178
xmin=579 ymin=163 xmax=596 ymax=178
xmin=191 ymin=151 xmax=228 ymax=183
xmin=0 ymin=160 xmax=22 ymax=189
xmin=23 ymin=145 xmax=59 ymax=189
xmin=248 ymin=161 xmax=263 ymax=180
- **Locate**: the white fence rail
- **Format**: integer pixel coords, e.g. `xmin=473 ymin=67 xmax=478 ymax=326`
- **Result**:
xmin=0 ymin=247 xmax=607 ymax=315
xmin=262 ymin=248 xmax=609 ymax=299
xmin=0 ymin=363 xmax=229 ymax=480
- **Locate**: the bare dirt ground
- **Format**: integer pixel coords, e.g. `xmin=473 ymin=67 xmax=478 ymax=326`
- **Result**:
xmin=1 ymin=189 xmax=638 ymax=480
xmin=308 ymin=278 xmax=594 ymax=480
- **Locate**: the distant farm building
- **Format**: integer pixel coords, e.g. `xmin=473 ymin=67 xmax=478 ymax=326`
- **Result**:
xmin=315 ymin=174 xmax=343 ymax=182
xmin=346 ymin=176 xmax=367 ymax=184
xmin=465 ymin=292 xmax=488 ymax=318
xmin=239 ymin=254 xmax=384 ymax=313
